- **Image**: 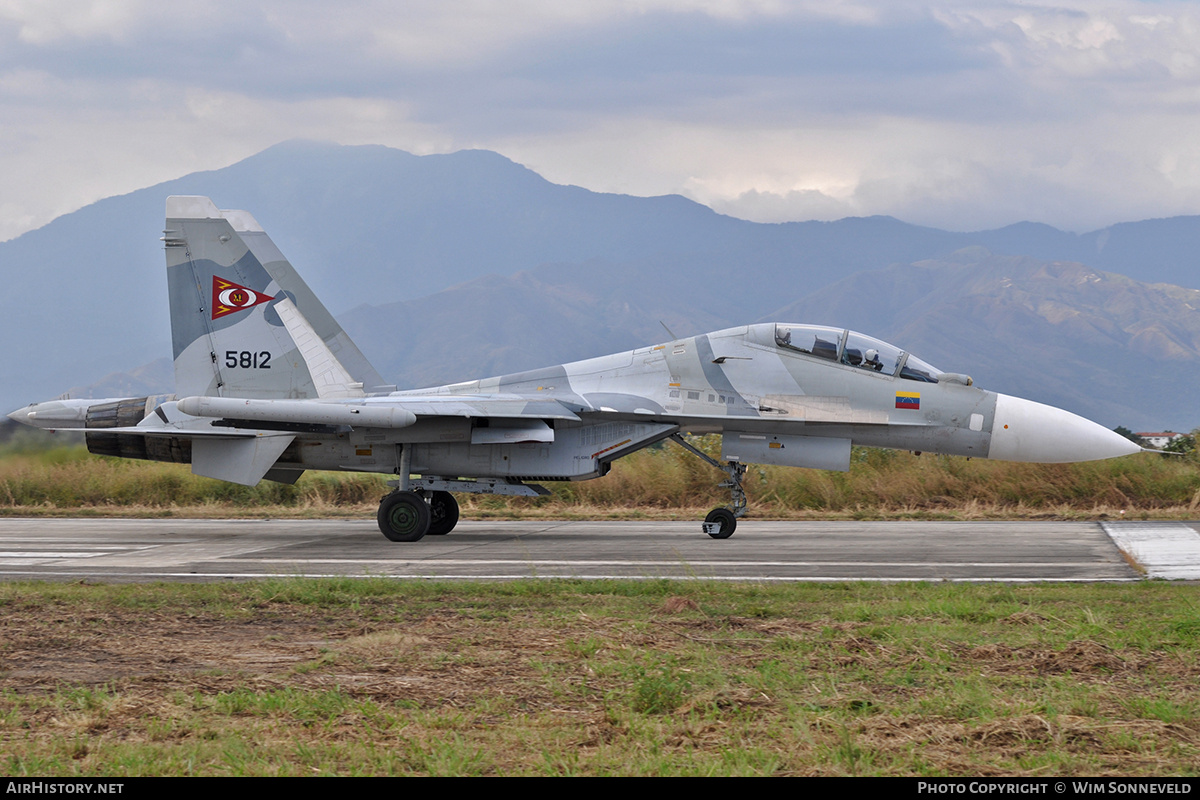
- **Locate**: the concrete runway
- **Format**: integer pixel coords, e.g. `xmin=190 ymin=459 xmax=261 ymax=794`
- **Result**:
xmin=2 ymin=517 xmax=1196 ymax=582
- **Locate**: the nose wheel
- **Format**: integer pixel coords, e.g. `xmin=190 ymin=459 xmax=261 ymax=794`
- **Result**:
xmin=703 ymin=507 xmax=738 ymax=539
xmin=669 ymin=434 xmax=748 ymax=539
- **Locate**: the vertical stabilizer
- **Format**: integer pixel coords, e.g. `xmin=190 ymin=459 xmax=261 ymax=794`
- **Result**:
xmin=164 ymin=196 xmax=386 ymax=399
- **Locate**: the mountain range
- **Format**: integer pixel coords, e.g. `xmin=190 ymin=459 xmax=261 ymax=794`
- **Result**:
xmin=3 ymin=141 xmax=1198 ymax=431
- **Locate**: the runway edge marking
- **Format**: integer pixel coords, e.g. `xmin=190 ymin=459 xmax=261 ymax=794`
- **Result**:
xmin=1100 ymin=521 xmax=1200 ymax=580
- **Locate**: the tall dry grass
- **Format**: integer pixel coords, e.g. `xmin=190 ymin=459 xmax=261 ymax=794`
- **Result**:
xmin=0 ymin=448 xmax=388 ymax=514
xmin=1 ymin=437 xmax=1197 ymax=518
xmin=548 ymin=438 xmax=1200 ymax=517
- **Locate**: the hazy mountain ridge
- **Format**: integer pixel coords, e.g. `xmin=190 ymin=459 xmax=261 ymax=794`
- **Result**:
xmin=768 ymin=251 xmax=1200 ymax=427
xmin=3 ymin=141 xmax=1198 ymax=429
xmin=334 ymin=248 xmax=1200 ymax=429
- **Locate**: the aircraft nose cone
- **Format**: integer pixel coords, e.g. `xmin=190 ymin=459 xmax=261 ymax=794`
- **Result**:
xmin=7 ymin=405 xmax=33 ymax=425
xmin=987 ymin=394 xmax=1142 ymax=463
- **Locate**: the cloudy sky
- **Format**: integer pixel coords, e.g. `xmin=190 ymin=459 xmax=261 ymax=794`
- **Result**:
xmin=2 ymin=0 xmax=1199 ymax=241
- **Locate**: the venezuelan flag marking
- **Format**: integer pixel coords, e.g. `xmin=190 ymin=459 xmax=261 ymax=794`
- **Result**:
xmin=895 ymin=391 xmax=921 ymax=410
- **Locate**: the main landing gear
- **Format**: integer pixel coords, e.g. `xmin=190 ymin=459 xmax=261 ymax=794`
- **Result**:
xmin=377 ymin=445 xmax=461 ymax=542
xmin=669 ymin=434 xmax=747 ymax=539
xmin=377 ymin=489 xmax=460 ymax=542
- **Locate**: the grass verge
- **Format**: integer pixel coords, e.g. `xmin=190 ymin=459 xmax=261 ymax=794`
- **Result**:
xmin=1 ymin=579 xmax=1198 ymax=776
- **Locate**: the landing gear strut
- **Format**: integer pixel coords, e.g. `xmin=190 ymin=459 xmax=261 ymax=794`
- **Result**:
xmin=669 ymin=434 xmax=747 ymax=539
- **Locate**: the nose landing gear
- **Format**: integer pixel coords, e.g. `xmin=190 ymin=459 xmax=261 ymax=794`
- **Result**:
xmin=669 ymin=434 xmax=747 ymax=539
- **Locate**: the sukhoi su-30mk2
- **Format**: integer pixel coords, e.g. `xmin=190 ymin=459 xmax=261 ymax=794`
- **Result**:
xmin=8 ymin=196 xmax=1141 ymax=541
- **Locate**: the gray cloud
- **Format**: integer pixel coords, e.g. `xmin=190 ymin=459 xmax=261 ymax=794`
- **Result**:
xmin=1 ymin=1 xmax=1200 ymax=240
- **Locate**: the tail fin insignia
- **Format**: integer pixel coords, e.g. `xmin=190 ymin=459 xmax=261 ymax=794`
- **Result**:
xmin=212 ymin=277 xmax=277 ymax=319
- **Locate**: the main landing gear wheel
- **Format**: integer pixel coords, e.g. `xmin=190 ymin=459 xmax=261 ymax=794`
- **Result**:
xmin=426 ymin=491 xmax=459 ymax=536
xmin=377 ymin=490 xmax=430 ymax=542
xmin=703 ymin=508 xmax=737 ymax=539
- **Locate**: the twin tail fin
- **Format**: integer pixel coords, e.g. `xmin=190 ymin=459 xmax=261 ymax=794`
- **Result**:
xmin=163 ymin=196 xmax=388 ymax=400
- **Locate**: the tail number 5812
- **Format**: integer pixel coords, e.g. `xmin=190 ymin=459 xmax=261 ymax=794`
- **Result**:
xmin=225 ymin=350 xmax=271 ymax=369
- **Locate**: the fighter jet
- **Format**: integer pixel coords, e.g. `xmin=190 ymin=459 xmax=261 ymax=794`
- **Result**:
xmin=8 ymin=196 xmax=1141 ymax=541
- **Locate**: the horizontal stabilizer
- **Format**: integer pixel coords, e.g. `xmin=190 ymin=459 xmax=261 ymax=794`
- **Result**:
xmin=191 ymin=434 xmax=295 ymax=486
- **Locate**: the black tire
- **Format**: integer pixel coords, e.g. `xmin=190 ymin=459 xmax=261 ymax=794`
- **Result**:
xmin=426 ymin=491 xmax=460 ymax=536
xmin=704 ymin=508 xmax=737 ymax=539
xmin=377 ymin=491 xmax=430 ymax=542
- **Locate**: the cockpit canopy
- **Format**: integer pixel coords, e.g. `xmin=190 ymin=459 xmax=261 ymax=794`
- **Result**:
xmin=774 ymin=324 xmax=941 ymax=383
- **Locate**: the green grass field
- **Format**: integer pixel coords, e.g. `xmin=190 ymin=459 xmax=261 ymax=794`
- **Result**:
xmin=1 ymin=579 xmax=1197 ymax=776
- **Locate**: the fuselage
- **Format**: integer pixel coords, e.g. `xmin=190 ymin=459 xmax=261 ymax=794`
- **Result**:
xmin=386 ymin=321 xmax=1138 ymax=472
xmin=9 ymin=322 xmax=1139 ymax=481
